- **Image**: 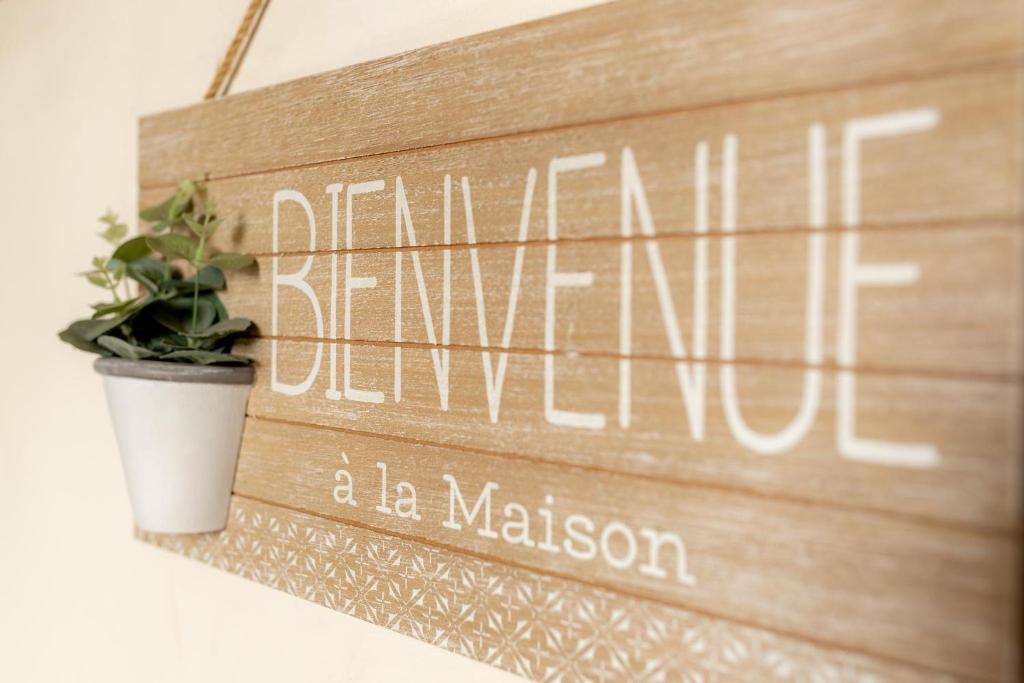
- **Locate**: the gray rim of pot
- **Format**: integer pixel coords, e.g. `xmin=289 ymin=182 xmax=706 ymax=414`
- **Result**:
xmin=93 ymin=357 xmax=255 ymax=385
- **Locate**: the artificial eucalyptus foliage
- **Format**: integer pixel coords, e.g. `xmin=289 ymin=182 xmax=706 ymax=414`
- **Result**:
xmin=58 ymin=179 xmax=256 ymax=365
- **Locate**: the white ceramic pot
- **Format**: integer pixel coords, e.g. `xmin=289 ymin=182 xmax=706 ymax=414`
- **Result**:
xmin=94 ymin=358 xmax=254 ymax=533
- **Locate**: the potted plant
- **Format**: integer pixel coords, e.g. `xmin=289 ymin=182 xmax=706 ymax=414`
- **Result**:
xmin=59 ymin=180 xmax=256 ymax=534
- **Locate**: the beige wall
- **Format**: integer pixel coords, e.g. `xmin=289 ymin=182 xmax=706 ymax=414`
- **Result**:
xmin=0 ymin=1 xmax=600 ymax=680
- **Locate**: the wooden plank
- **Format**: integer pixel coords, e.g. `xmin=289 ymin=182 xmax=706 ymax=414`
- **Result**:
xmin=225 ymin=225 xmax=1023 ymax=378
xmin=236 ymin=338 xmax=1021 ymax=531
xmin=140 ymin=68 xmax=1022 ymax=256
xmin=138 ymin=496 xmax=966 ymax=683
xmin=232 ymin=417 xmax=1015 ymax=679
xmin=137 ymin=0 xmax=1024 ymax=188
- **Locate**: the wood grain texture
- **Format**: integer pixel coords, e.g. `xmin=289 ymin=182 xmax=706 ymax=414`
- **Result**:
xmin=238 ymin=338 xmax=1021 ymax=532
xmin=232 ymin=417 xmax=1014 ymax=678
xmin=137 ymin=0 xmax=1023 ymax=188
xmin=138 ymin=496 xmax=965 ymax=683
xmin=226 ymin=225 xmax=1023 ymax=378
xmin=140 ymin=68 xmax=1022 ymax=256
xmin=136 ymin=0 xmax=1024 ymax=680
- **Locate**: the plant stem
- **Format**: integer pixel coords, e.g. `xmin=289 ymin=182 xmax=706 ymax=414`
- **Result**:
xmin=190 ymin=234 xmax=206 ymax=333
xmin=190 ymin=273 xmax=200 ymax=332
xmin=102 ymin=269 xmax=123 ymax=303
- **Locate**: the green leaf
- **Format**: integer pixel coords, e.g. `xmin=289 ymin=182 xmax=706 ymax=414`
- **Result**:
xmin=183 ymin=215 xmax=207 ymax=237
xmin=111 ymin=236 xmax=151 ymax=262
xmin=84 ymin=272 xmax=109 ymax=288
xmin=166 ymin=180 xmax=197 ymax=221
xmin=148 ymin=333 xmax=191 ymax=353
xmin=208 ymin=252 xmax=254 ymax=270
xmin=201 ymin=217 xmax=222 ymax=238
xmin=160 ymin=349 xmax=249 ymax=365
xmin=210 ymin=294 xmax=228 ymax=321
xmin=177 ymin=178 xmax=198 ymax=198
xmin=165 ymin=278 xmax=204 ymax=294
xmin=139 ymin=195 xmax=175 ymax=222
xmin=97 ymin=335 xmax=158 ymax=360
xmin=147 ymin=234 xmax=198 ymax=262
xmin=149 ymin=303 xmax=191 ymax=334
xmin=150 ymin=296 xmax=217 ymax=333
xmin=90 ymin=298 xmax=140 ymax=319
xmin=166 ymin=272 xmax=224 ymax=294
xmin=185 ymin=265 xmax=225 ymax=290
xmin=58 ymin=323 xmax=106 ymax=354
xmin=187 ymin=317 xmax=252 ymax=339
xmin=124 ymin=258 xmax=165 ymax=294
xmin=191 ymin=296 xmax=219 ymax=332
xmin=98 ymin=209 xmax=128 ymax=244
xmin=183 ymin=214 xmax=221 ymax=239
xmin=100 ymin=224 xmax=127 ymax=243
xmin=61 ymin=315 xmax=129 ymax=344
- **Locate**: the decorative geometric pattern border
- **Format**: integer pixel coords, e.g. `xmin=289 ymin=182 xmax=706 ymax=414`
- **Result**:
xmin=138 ymin=497 xmax=949 ymax=683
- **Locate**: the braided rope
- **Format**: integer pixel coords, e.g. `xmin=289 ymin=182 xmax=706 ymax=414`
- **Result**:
xmin=204 ymin=0 xmax=270 ymax=100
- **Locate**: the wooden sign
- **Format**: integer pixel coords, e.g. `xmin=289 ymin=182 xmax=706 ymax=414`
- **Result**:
xmin=137 ymin=1 xmax=1023 ymax=680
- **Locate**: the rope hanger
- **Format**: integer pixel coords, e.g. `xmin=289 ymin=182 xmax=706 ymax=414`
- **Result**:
xmin=204 ymin=0 xmax=271 ymax=100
